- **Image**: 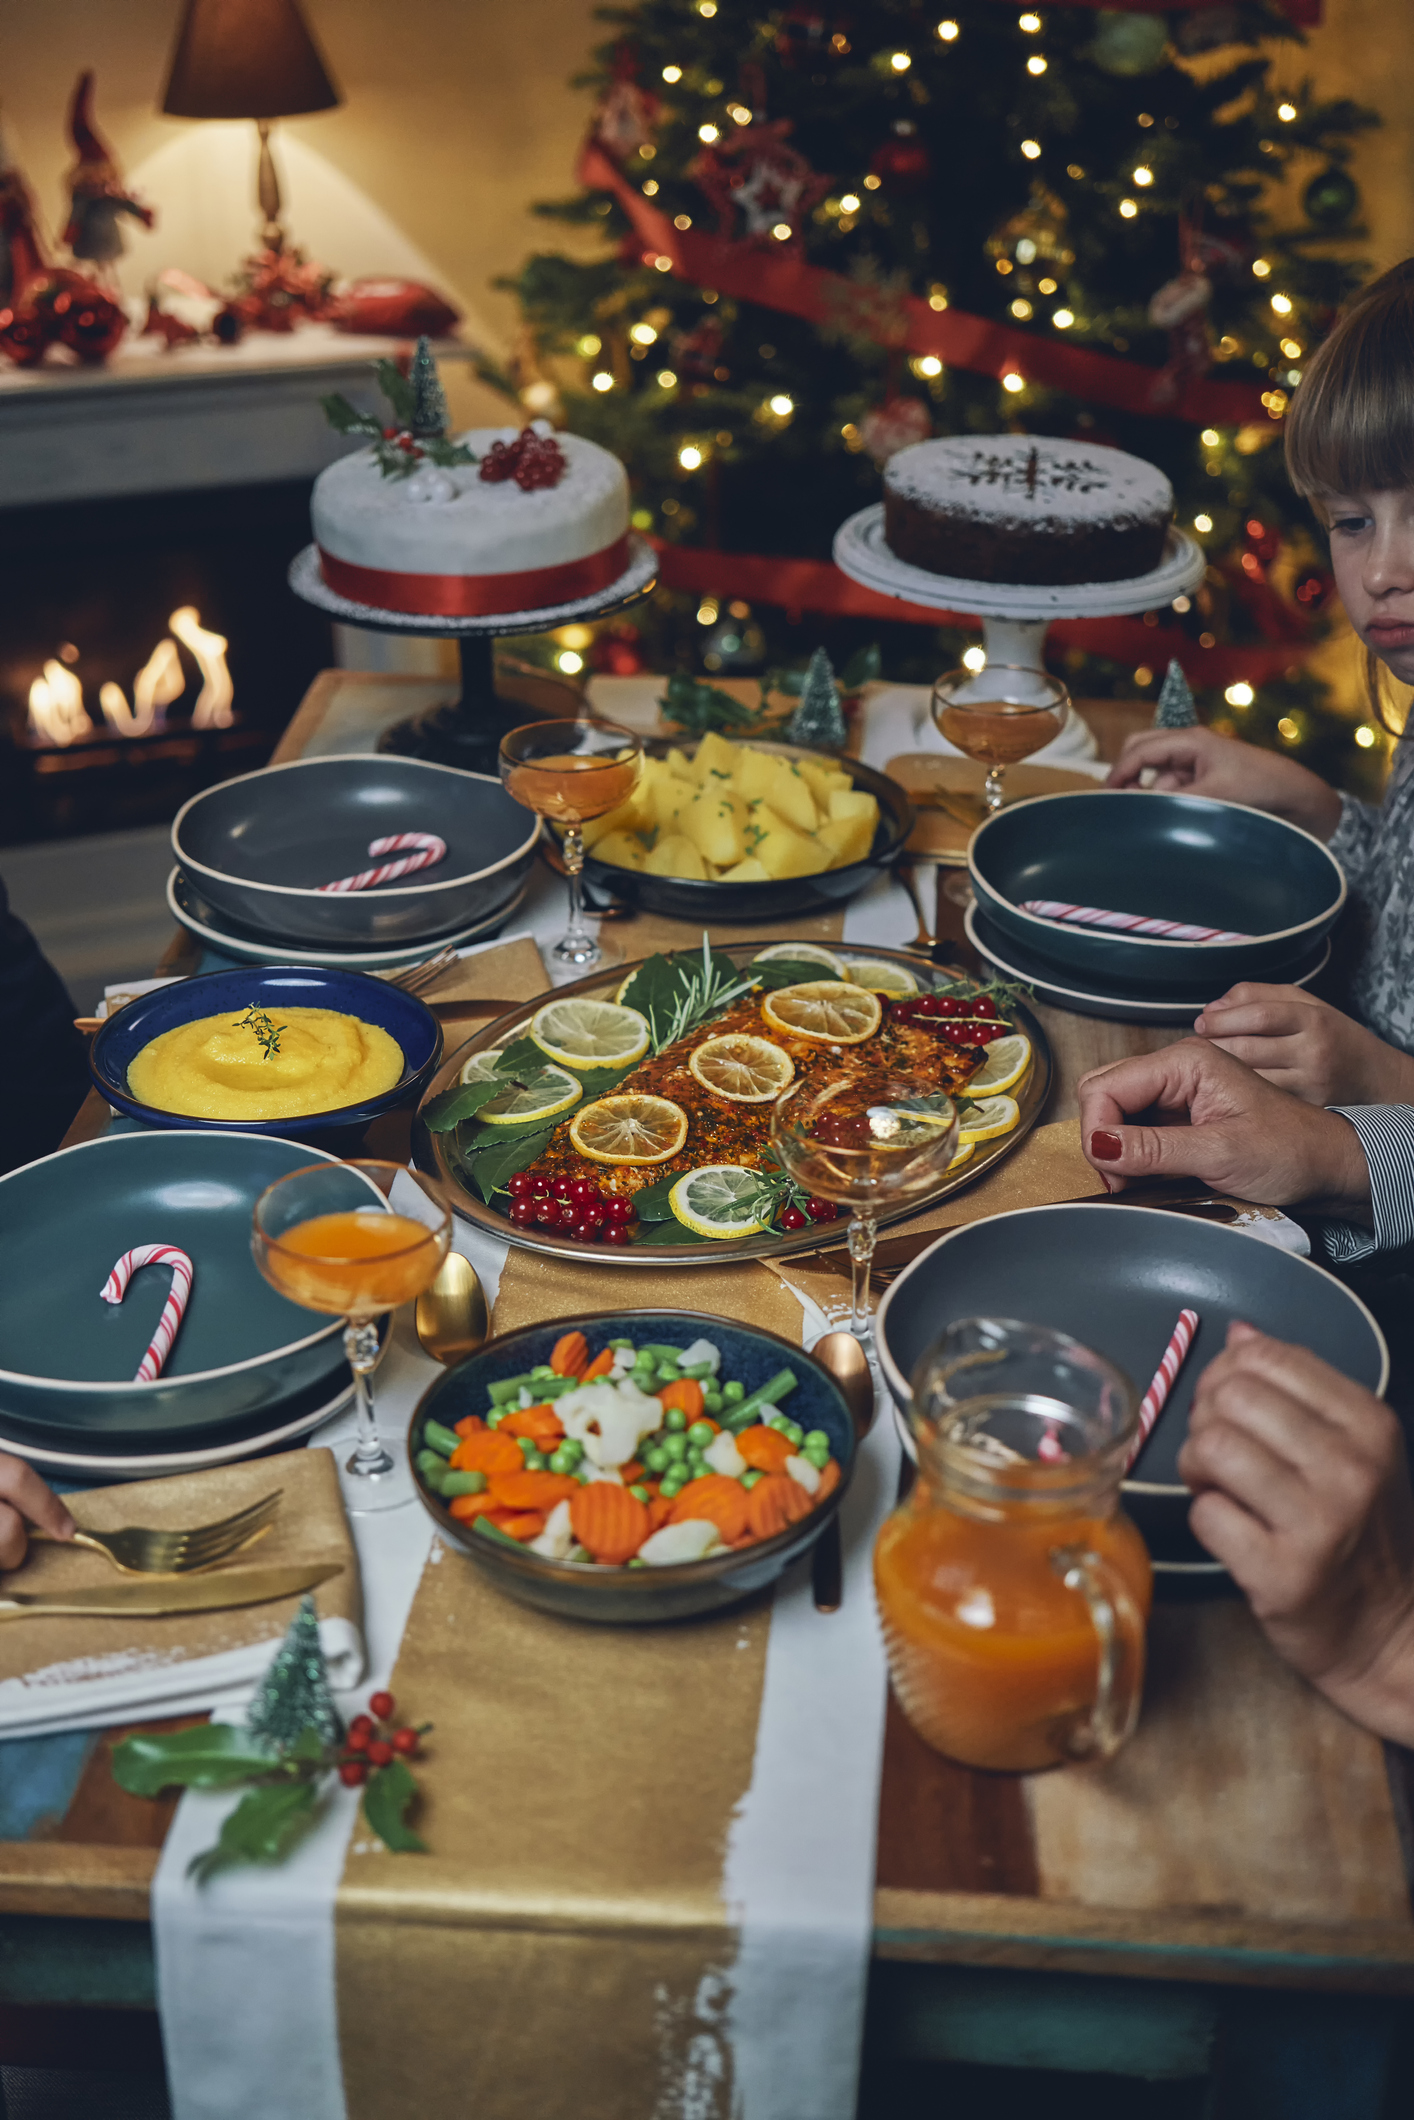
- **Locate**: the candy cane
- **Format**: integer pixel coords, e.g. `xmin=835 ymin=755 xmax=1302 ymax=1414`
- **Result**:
xmin=101 ymin=1246 xmax=194 ymax=1383
xmin=1124 ymin=1309 xmax=1200 ymax=1473
xmin=318 ymin=833 xmax=448 ymax=894
xmin=1021 ymin=900 xmax=1252 ymax=945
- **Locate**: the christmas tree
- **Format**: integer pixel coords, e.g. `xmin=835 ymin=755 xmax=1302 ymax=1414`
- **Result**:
xmin=246 ymin=1597 xmax=344 ymax=1752
xmin=1154 ymin=655 xmax=1198 ymax=727
xmin=787 ymin=644 xmax=847 ymax=747
xmin=498 ymin=0 xmax=1382 ymax=790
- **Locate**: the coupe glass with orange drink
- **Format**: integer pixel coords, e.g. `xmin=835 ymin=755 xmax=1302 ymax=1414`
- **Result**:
xmin=930 ymin=663 xmax=1071 ymax=816
xmin=875 ymin=1319 xmax=1151 ymax=1771
xmin=252 ymin=1160 xmax=450 ymax=1512
xmin=498 ymin=716 xmax=643 ymax=973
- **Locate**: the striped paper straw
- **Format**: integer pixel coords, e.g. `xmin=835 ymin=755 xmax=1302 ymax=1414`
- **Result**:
xmin=1021 ymin=899 xmax=1252 ymax=945
xmin=318 ymin=832 xmax=448 ymax=894
xmin=1124 ymin=1308 xmax=1200 ymax=1474
xmin=100 ymin=1245 xmax=194 ymax=1383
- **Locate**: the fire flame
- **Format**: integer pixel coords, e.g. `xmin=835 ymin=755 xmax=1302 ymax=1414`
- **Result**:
xmin=25 ymin=609 xmax=234 ymax=745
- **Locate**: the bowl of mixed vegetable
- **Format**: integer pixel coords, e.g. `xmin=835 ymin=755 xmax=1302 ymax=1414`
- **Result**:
xmin=408 ymin=1310 xmax=857 ymax=1622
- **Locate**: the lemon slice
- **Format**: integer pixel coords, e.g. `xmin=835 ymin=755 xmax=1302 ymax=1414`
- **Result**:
xmin=957 ymin=1094 xmax=1021 ymax=1144
xmin=458 ymin=1049 xmax=583 ymax=1126
xmin=760 ymin=981 xmax=882 ymax=1045
xmin=841 ymin=958 xmax=918 ymax=997
xmin=946 ymin=1139 xmax=976 ymax=1172
xmin=669 ymin=1164 xmax=772 ymax=1238
xmin=965 ymin=1033 xmax=1032 ymax=1097
xmin=569 ymin=1093 xmax=689 ymax=1165
xmin=752 ymin=941 xmax=847 ymax=978
xmin=529 ymin=996 xmax=650 ymax=1069
xmin=688 ymin=1034 xmax=795 ymax=1103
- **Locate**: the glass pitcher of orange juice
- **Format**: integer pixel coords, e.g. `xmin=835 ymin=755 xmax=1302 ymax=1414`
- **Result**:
xmin=875 ymin=1319 xmax=1152 ymax=1772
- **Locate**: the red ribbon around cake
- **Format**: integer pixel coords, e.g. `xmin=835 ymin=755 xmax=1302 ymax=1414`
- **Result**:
xmin=318 ymin=535 xmax=631 ymax=618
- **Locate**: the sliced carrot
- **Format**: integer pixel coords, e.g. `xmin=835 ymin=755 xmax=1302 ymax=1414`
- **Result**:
xmin=657 ymin=1377 xmax=704 ymax=1422
xmin=815 ymin=1459 xmax=841 ymax=1501
xmin=487 ymin=1468 xmax=579 ymax=1512
xmin=648 ymin=1494 xmax=675 ymax=1531
xmin=492 ymin=1508 xmax=546 ymax=1542
xmin=448 ymin=1490 xmax=500 ymax=1524
xmin=569 ymin=1482 xmax=651 ymax=1565
xmin=550 ymin=1331 xmax=589 ymax=1379
xmin=668 ymin=1474 xmax=749 ymax=1543
xmin=454 ymin=1414 xmax=488 ymax=1438
xmin=498 ymin=1403 xmax=565 ymax=1443
xmin=736 ymin=1425 xmax=794 ymax=1474
xmin=581 ymin=1347 xmax=615 ymax=1381
xmin=619 ymin=1459 xmax=645 ymax=1486
xmin=450 ymin=1430 xmax=524 ymax=1477
xmin=746 ymin=1473 xmax=816 ymax=1542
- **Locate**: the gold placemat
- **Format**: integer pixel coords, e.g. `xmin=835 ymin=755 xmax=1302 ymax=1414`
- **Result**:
xmin=0 ymin=1449 xmax=358 ymax=1696
xmin=421 ymin=935 xmax=548 ymax=1007
xmin=887 ymin=754 xmax=1100 ymax=863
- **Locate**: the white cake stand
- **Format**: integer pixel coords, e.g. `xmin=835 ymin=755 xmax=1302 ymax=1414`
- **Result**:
xmin=288 ymin=536 xmax=659 ymax=771
xmin=833 ymin=508 xmax=1206 ymax=709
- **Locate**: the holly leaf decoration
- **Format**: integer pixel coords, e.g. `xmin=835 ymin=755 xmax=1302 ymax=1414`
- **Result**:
xmin=320 ymin=392 xmax=383 ymax=438
xmin=471 ymin=1123 xmax=559 ymax=1201
xmin=746 ymin=956 xmax=843 ymax=989
xmin=187 ymin=1780 xmax=320 ymax=1883
xmin=493 ymin=1035 xmax=551 ymax=1076
xmin=633 ymin=1219 xmax=701 ymax=1245
xmin=623 ymin=1173 xmax=677 ymax=1221
xmin=422 ymin=1075 xmax=522 ymax=1133
xmin=112 ymin=1724 xmax=280 ymax=1795
xmin=374 ymin=358 xmax=418 ymax=427
xmin=363 ymin=1755 xmax=426 ymax=1854
xmin=657 ymin=673 xmax=767 ymax=738
xmin=838 ymin=642 xmax=882 ymax=693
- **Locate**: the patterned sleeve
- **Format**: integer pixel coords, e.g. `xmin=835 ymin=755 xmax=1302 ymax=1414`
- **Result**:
xmin=1326 ymin=791 xmax=1384 ymax=893
xmin=1318 ymin=1105 xmax=1414 ymax=1263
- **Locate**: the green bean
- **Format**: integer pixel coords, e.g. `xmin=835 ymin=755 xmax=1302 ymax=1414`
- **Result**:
xmin=655 ymin=1363 xmax=683 ymax=1386
xmin=530 ymin=1364 xmax=556 ymax=1380
xmin=415 ymin=1448 xmax=446 ymax=1478
xmin=474 ymin=1517 xmax=528 ymax=1551
xmin=441 ymin=1469 xmax=488 ymax=1498
xmin=488 ymin=1372 xmax=578 ymax=1406
xmin=680 ymin=1360 xmax=716 ymax=1380
xmin=487 ymin=1373 xmax=538 ymax=1405
xmin=608 ymin=1338 xmax=635 ymax=1351
xmin=422 ymin=1419 xmax=461 ymax=1459
xmin=639 ymin=1343 xmax=686 ymax=1362
xmin=724 ymin=1368 xmax=799 ymax=1431
xmin=629 ymin=1485 xmax=650 ymax=1504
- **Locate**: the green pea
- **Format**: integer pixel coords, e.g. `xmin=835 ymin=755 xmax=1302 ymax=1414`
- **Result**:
xmin=422 ymin=1419 xmax=460 ymax=1459
xmin=741 ymin=1469 xmax=765 ymax=1491
xmin=663 ymin=1407 xmax=687 ymax=1433
xmin=803 ymin=1430 xmax=831 ymax=1454
xmin=558 ymin=1436 xmax=584 ymax=1465
xmin=441 ymin=1469 xmax=488 ymax=1498
xmin=687 ymin=1420 xmax=715 ymax=1449
xmin=663 ymin=1433 xmax=688 ymax=1463
xmin=530 ymin=1364 xmax=556 ymax=1380
xmin=644 ymin=1446 xmax=669 ymax=1475
xmin=805 ymin=1443 xmax=831 ymax=1470
xmin=629 ymin=1484 xmax=650 ymax=1504
xmin=628 ymin=1557 xmax=648 ymax=1569
xmin=686 ymin=1458 xmax=707 ymax=1482
xmin=632 ymin=1355 xmax=657 ymax=1377
xmin=660 ymin=1474 xmax=685 ymax=1499
xmin=703 ymin=1387 xmax=724 ymax=1416
xmin=549 ymin=1448 xmax=575 ymax=1476
xmin=524 ymin=1449 xmax=547 ymax=1471
xmin=516 ymin=1435 xmax=538 ymax=1459
xmin=608 ymin=1338 xmax=635 ymax=1351
xmin=486 ymin=1409 xmax=503 ymax=1428
xmin=722 ymin=1380 xmax=746 ymax=1404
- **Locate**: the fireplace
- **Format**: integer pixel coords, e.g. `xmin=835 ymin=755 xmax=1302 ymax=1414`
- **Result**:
xmin=0 ymin=479 xmax=333 ymax=844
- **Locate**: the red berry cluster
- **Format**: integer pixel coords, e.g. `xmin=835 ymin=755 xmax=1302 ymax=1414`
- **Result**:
xmin=505 ymin=1169 xmax=635 ymax=1244
xmin=338 ymin=1690 xmax=428 ymax=1786
xmin=890 ymin=992 xmax=1005 ymax=1048
xmin=779 ymin=1196 xmax=842 ymax=1232
xmin=478 ymin=427 xmax=567 ymax=491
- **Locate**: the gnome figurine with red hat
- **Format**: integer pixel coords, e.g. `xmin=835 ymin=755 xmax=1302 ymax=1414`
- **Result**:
xmin=62 ymin=70 xmax=153 ymax=279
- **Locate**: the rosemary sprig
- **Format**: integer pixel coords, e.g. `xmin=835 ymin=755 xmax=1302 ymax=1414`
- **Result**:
xmin=235 ymin=1006 xmax=288 ymax=1060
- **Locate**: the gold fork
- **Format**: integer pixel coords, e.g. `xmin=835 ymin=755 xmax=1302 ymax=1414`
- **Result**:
xmin=378 ymin=946 xmax=462 ymax=996
xmin=27 ymin=1490 xmax=283 ymax=1578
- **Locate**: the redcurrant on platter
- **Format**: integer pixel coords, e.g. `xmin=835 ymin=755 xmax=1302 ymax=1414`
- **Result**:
xmin=414 ymin=940 xmax=1050 ymax=1267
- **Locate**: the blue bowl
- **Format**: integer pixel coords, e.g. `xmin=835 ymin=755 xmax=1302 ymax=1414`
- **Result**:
xmin=409 ymin=1310 xmax=857 ymax=1624
xmin=0 ymin=1131 xmax=353 ymax=1449
xmin=89 ymin=964 xmax=443 ymax=1140
xmin=969 ymin=789 xmax=1346 ymax=992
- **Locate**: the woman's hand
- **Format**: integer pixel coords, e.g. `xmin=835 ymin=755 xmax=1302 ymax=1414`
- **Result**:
xmin=1106 ymin=726 xmax=1343 ymax=839
xmin=0 ymin=1455 xmax=74 ymax=1570
xmin=1078 ymin=1037 xmax=1373 ymax=1217
xmin=1179 ymin=1325 xmax=1414 ymax=1745
xmin=1195 ymin=985 xmax=1414 ymax=1107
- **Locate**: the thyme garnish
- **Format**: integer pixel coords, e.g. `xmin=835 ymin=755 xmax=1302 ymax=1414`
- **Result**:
xmin=235 ymin=1006 xmax=288 ymax=1060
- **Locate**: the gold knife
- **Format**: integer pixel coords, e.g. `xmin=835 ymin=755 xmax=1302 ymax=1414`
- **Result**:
xmin=0 ymin=1560 xmax=343 ymax=1621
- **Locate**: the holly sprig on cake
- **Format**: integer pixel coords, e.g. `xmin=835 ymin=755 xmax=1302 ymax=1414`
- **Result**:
xmin=320 ymin=334 xmax=566 ymax=489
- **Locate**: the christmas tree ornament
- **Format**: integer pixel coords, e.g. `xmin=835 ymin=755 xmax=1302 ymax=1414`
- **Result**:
xmin=985 ymin=190 xmax=1073 ymax=298
xmin=1172 ymin=8 xmax=1243 ymax=57
xmin=774 ymin=6 xmax=836 ymax=66
xmin=1243 ymin=517 xmax=1281 ymax=567
xmin=670 ymin=313 xmax=726 ymax=382
xmin=690 ymin=120 xmax=830 ymax=246
xmin=1303 ymin=164 xmax=1360 ymax=229
xmin=1088 ymin=9 xmax=1169 ymax=73
xmin=1148 ymin=269 xmax=1213 ymax=408
xmin=229 ymin=238 xmax=336 ymax=333
xmin=246 ymin=1597 xmax=344 ymax=1752
xmin=409 ymin=336 xmax=450 ymax=438
xmin=858 ymin=394 xmax=932 ymax=467
xmin=593 ymin=46 xmax=661 ymax=162
xmin=869 ymin=122 xmax=931 ymax=197
xmin=1294 ymin=570 xmax=1331 ymax=610
xmin=1154 ymin=659 xmax=1198 ymax=729
xmin=141 ymin=289 xmax=200 ymax=349
xmin=787 ymin=646 xmax=847 ymax=749
xmin=322 ymin=354 xmax=476 ymax=479
xmin=61 ymin=71 xmax=154 ymax=278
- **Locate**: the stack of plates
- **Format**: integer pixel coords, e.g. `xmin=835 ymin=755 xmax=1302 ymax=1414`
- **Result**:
xmin=0 ymin=1133 xmax=367 ymax=1480
xmin=170 ymin=754 xmax=540 ymax=971
xmin=966 ymin=789 xmax=1346 ymax=1024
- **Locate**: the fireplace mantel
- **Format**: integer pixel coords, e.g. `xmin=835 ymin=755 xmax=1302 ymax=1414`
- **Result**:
xmin=0 ymin=326 xmax=474 ymax=510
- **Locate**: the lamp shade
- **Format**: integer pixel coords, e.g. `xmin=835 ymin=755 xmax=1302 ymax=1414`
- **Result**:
xmin=161 ymin=0 xmax=341 ymax=121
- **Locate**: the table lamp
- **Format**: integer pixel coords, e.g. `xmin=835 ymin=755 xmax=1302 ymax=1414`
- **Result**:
xmin=160 ymin=0 xmax=340 ymax=252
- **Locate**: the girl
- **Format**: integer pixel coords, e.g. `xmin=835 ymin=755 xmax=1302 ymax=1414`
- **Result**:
xmin=1108 ymin=258 xmax=1414 ymax=1109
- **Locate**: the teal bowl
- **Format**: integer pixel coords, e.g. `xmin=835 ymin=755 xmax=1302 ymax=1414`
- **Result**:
xmin=0 ymin=1132 xmax=352 ymax=1450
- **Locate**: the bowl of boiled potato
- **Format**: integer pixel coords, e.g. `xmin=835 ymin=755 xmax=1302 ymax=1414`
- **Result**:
xmin=578 ymin=732 xmax=914 ymax=920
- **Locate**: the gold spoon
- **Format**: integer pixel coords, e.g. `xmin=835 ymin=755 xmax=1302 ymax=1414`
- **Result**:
xmin=809 ymin=1331 xmax=877 ymax=1614
xmin=414 ymin=1251 xmax=489 ymax=1367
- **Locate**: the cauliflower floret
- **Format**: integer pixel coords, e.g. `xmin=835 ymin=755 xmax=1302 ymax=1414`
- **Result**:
xmin=679 ymin=1337 xmax=721 ymax=1376
xmin=704 ymin=1429 xmax=747 ymax=1479
xmin=639 ymin=1519 xmax=720 ymax=1565
xmin=785 ymin=1453 xmax=821 ymax=1494
xmin=557 ymin=1377 xmax=662 ymax=1469
xmin=529 ymin=1498 xmax=574 ymax=1560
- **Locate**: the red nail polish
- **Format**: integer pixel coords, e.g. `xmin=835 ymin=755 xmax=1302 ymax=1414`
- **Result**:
xmin=1090 ymin=1130 xmax=1123 ymax=1161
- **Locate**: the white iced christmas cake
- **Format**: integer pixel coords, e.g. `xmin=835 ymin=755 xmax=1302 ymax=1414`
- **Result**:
xmin=312 ymin=423 xmax=632 ymax=617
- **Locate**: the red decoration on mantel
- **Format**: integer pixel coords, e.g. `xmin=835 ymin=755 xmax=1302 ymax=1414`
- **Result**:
xmin=62 ymin=70 xmax=154 ymax=278
xmin=330 ymin=278 xmax=461 ymax=338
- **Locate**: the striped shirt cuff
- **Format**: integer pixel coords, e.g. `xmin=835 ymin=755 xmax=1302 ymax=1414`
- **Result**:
xmin=1319 ymin=1106 xmax=1414 ymax=1263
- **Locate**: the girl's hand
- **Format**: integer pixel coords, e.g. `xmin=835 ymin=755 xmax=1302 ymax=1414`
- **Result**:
xmin=1195 ymin=985 xmax=1414 ymax=1108
xmin=1179 ymin=1325 xmax=1414 ymax=1746
xmin=1106 ymin=727 xmax=1343 ymax=839
xmin=0 ymin=1454 xmax=75 ymax=1571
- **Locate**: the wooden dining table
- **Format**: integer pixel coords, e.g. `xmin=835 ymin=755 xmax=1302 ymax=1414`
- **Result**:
xmin=2 ymin=672 xmax=1411 ymax=2116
